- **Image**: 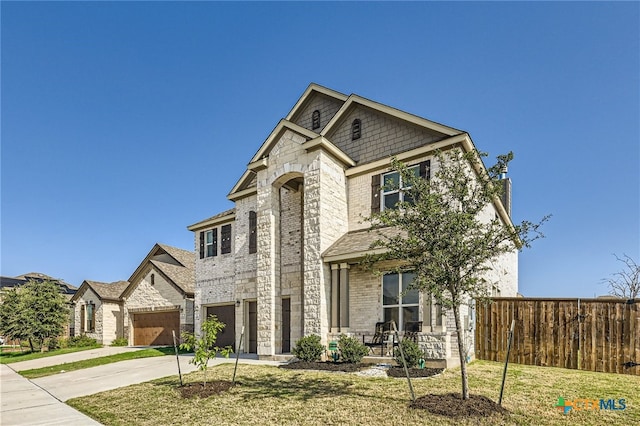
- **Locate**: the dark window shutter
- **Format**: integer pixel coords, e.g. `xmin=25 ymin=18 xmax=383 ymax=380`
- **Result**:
xmin=212 ymin=228 xmax=218 ymax=256
xmin=249 ymin=211 xmax=257 ymax=254
xmin=199 ymin=231 xmax=205 ymax=259
xmin=371 ymin=174 xmax=381 ymax=214
xmin=221 ymin=224 xmax=231 ymax=254
xmin=419 ymin=160 xmax=431 ymax=180
xmin=80 ymin=305 xmax=85 ymax=333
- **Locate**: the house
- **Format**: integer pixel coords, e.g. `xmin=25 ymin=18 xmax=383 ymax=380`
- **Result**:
xmin=188 ymin=84 xmax=517 ymax=366
xmin=0 ymin=273 xmax=77 ymax=338
xmin=71 ymin=280 xmax=129 ymax=345
xmin=71 ymin=243 xmax=195 ymax=346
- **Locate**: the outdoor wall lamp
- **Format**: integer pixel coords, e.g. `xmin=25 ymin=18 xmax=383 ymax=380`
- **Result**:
xmin=236 ymin=300 xmax=241 ymax=307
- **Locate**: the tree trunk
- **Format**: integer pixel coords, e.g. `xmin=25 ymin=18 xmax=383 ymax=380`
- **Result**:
xmin=452 ymin=304 xmax=470 ymax=400
xmin=28 ymin=338 xmax=34 ymax=352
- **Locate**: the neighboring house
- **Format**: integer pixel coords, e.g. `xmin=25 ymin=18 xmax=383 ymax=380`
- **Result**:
xmin=188 ymin=84 xmax=517 ymax=366
xmin=0 ymin=273 xmax=77 ymax=338
xmin=71 ymin=243 xmax=195 ymax=346
xmin=71 ymin=280 xmax=129 ymax=345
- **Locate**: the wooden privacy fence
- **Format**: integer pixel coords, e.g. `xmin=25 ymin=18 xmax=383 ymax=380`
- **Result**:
xmin=475 ymin=298 xmax=640 ymax=375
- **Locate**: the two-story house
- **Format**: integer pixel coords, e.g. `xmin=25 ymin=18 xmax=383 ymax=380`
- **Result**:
xmin=188 ymin=84 xmax=517 ymax=366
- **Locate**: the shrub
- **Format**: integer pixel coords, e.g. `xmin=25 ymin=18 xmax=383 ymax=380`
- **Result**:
xmin=394 ymin=338 xmax=423 ymax=368
xmin=338 ymin=334 xmax=369 ymax=363
xmin=110 ymin=337 xmax=128 ymax=347
xmin=292 ymin=334 xmax=324 ymax=362
xmin=68 ymin=335 xmax=99 ymax=347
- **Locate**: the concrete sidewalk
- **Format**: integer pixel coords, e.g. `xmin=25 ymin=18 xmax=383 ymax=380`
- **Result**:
xmin=1 ymin=348 xmax=284 ymax=425
xmin=1 ymin=364 xmax=101 ymax=426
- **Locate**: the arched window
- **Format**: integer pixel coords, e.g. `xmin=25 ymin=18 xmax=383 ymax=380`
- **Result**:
xmin=352 ymin=118 xmax=361 ymax=140
xmin=151 ymin=273 xmax=155 ymax=285
xmin=312 ymin=110 xmax=321 ymax=130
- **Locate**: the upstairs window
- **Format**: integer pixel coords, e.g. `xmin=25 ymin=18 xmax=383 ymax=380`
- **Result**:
xmin=312 ymin=110 xmax=321 ymax=130
xmin=221 ymin=224 xmax=232 ymax=254
xmin=199 ymin=229 xmax=218 ymax=259
xmin=249 ymin=211 xmax=257 ymax=254
xmin=382 ymin=165 xmax=420 ymax=210
xmin=372 ymin=160 xmax=430 ymax=213
xmin=382 ymin=272 xmax=419 ymax=331
xmin=351 ymin=119 xmax=361 ymax=140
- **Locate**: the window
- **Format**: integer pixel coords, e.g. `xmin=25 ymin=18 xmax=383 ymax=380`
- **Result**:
xmin=312 ymin=110 xmax=320 ymax=130
xmin=86 ymin=303 xmax=95 ymax=332
xmin=200 ymin=229 xmax=218 ymax=258
xmin=375 ymin=160 xmax=430 ymax=211
xmin=351 ymin=118 xmax=361 ymax=140
xmin=382 ymin=165 xmax=420 ymax=210
xmin=382 ymin=272 xmax=419 ymax=331
xmin=249 ymin=211 xmax=257 ymax=254
xmin=221 ymin=224 xmax=232 ymax=254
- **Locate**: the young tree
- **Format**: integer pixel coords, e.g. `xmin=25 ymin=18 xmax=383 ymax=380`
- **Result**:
xmin=0 ymin=280 xmax=69 ymax=351
xmin=364 ymin=149 xmax=548 ymax=400
xmin=180 ymin=315 xmax=233 ymax=387
xmin=603 ymin=254 xmax=639 ymax=299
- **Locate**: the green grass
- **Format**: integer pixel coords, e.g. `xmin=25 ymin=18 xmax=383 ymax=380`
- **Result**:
xmin=68 ymin=360 xmax=640 ymax=426
xmin=19 ymin=347 xmax=180 ymax=379
xmin=0 ymin=345 xmax=102 ymax=364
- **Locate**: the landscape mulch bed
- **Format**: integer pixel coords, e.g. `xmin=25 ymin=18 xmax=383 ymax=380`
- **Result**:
xmin=179 ymin=381 xmax=234 ymax=399
xmin=281 ymin=361 xmax=444 ymax=378
xmin=280 ymin=361 xmax=367 ymax=372
xmin=410 ymin=393 xmax=509 ymax=418
xmin=387 ymin=367 xmax=444 ymax=378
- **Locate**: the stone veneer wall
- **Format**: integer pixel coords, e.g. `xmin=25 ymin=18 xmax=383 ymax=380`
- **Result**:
xmin=124 ymin=267 xmax=189 ymax=343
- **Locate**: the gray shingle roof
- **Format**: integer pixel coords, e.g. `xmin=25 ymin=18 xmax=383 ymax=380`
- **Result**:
xmin=323 ymin=227 xmax=406 ymax=262
xmin=84 ymin=280 xmax=129 ymax=301
xmin=150 ymin=244 xmax=194 ymax=294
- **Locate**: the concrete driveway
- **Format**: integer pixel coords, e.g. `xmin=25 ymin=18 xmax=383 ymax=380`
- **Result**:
xmin=1 ymin=347 xmax=283 ymax=425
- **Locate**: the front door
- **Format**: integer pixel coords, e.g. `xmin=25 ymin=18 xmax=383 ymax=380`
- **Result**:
xmin=248 ymin=301 xmax=257 ymax=353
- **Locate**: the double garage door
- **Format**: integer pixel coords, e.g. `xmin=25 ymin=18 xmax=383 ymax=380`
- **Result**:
xmin=133 ymin=311 xmax=180 ymax=346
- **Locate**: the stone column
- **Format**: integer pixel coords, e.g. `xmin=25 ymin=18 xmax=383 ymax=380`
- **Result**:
xmin=339 ymin=263 xmax=349 ymax=330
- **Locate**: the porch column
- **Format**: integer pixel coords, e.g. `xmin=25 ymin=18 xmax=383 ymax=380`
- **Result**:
xmin=339 ymin=263 xmax=349 ymax=330
xmin=330 ymin=264 xmax=340 ymax=332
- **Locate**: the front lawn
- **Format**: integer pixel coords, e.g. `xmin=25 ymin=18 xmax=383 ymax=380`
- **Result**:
xmin=68 ymin=360 xmax=639 ymax=425
xmin=0 ymin=345 xmax=102 ymax=364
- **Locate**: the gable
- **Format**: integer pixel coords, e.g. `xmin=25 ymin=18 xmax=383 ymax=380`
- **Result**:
xmin=323 ymin=102 xmax=455 ymax=165
xmin=289 ymin=91 xmax=345 ymax=133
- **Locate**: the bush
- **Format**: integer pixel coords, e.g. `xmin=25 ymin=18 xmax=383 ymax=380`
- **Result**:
xmin=292 ymin=334 xmax=324 ymax=362
xmin=394 ymin=338 xmax=423 ymax=368
xmin=110 ymin=337 xmax=128 ymax=347
xmin=68 ymin=335 xmax=99 ymax=347
xmin=338 ymin=334 xmax=369 ymax=363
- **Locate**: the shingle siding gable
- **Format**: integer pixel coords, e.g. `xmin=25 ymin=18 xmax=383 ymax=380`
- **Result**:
xmin=292 ymin=93 xmax=343 ymax=133
xmin=327 ymin=106 xmax=448 ymax=165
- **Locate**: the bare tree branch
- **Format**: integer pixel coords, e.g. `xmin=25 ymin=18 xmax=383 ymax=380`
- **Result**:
xmin=602 ymin=254 xmax=640 ymax=299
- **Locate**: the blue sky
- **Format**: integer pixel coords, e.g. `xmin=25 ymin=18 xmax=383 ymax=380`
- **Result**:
xmin=1 ymin=2 xmax=638 ymax=298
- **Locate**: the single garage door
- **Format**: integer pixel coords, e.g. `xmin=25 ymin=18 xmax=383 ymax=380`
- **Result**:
xmin=133 ymin=311 xmax=180 ymax=346
xmin=206 ymin=305 xmax=236 ymax=350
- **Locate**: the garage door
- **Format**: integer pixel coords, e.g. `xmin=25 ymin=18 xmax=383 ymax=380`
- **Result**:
xmin=133 ymin=311 xmax=180 ymax=346
xmin=206 ymin=305 xmax=236 ymax=350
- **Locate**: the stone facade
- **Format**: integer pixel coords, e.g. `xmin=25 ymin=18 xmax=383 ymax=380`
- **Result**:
xmin=190 ymin=84 xmax=520 ymax=366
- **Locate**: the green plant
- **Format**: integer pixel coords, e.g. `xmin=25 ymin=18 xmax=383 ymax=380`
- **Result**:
xmin=337 ymin=334 xmax=369 ymax=363
xmin=292 ymin=334 xmax=324 ymax=362
xmin=68 ymin=335 xmax=99 ymax=347
xmin=180 ymin=315 xmax=233 ymax=387
xmin=394 ymin=338 xmax=423 ymax=368
xmin=110 ymin=337 xmax=128 ymax=347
